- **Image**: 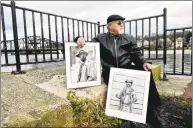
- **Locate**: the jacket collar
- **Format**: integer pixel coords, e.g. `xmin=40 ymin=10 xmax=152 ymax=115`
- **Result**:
xmin=107 ymin=32 xmax=121 ymax=39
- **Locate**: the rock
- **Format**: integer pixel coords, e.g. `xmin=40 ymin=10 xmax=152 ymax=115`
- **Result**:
xmin=2 ymin=113 xmax=36 ymax=127
xmin=183 ymin=81 xmax=192 ymax=99
xmin=34 ymin=74 xmax=107 ymax=102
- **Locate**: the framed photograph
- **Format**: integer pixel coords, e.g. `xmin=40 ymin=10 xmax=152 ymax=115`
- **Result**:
xmin=65 ymin=42 xmax=101 ymax=88
xmin=105 ymin=67 xmax=151 ymax=124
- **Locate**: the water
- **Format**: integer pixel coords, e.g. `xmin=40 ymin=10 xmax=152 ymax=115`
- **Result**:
xmin=1 ymin=53 xmax=65 ymax=72
xmin=1 ymin=50 xmax=192 ymax=75
xmin=143 ymin=50 xmax=192 ymax=75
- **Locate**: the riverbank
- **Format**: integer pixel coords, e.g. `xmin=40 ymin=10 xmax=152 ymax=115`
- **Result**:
xmin=1 ymin=65 xmax=192 ymax=127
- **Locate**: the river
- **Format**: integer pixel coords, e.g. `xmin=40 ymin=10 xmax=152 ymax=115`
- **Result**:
xmin=1 ymin=50 xmax=192 ymax=75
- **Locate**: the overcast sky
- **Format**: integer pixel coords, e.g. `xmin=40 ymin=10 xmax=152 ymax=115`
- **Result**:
xmin=1 ymin=1 xmax=192 ymax=42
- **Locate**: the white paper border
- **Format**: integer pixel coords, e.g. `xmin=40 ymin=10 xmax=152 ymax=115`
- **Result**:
xmin=105 ymin=67 xmax=151 ymax=124
xmin=65 ymin=42 xmax=101 ymax=88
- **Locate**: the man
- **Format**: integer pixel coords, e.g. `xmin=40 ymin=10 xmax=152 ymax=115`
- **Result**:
xmin=116 ymin=79 xmax=137 ymax=112
xmin=74 ymin=14 xmax=166 ymax=127
xmin=76 ymin=50 xmax=95 ymax=82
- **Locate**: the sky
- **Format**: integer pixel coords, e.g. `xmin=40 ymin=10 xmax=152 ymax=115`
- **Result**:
xmin=1 ymin=1 xmax=192 ymax=43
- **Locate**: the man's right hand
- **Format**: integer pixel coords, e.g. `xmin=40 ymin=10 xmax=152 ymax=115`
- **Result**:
xmin=77 ymin=37 xmax=86 ymax=48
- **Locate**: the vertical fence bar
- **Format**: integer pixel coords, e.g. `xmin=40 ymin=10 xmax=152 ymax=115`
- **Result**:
xmin=55 ymin=16 xmax=59 ymax=59
xmin=1 ymin=6 xmax=9 ymax=64
xmin=48 ymin=14 xmax=52 ymax=60
xmin=135 ymin=20 xmax=137 ymax=43
xmin=23 ymin=10 xmax=29 ymax=63
xmin=124 ymin=22 xmax=125 ymax=33
xmin=32 ymin=11 xmax=38 ymax=62
xmin=129 ymin=21 xmax=131 ymax=34
xmin=40 ymin=12 xmax=45 ymax=61
xmin=156 ymin=17 xmax=158 ymax=59
xmin=11 ymin=1 xmax=21 ymax=72
xmin=173 ymin=30 xmax=176 ymax=74
xmin=191 ymin=37 xmax=192 ymax=75
xmin=91 ymin=23 xmax=93 ymax=40
xmin=67 ymin=18 xmax=70 ymax=41
xmin=77 ymin=20 xmax=80 ymax=36
xmin=94 ymin=23 xmax=97 ymax=37
xmin=163 ymin=8 xmax=168 ymax=80
xmin=86 ymin=22 xmax=89 ymax=41
xmin=82 ymin=21 xmax=84 ymax=38
xmin=148 ymin=18 xmax=151 ymax=59
xmin=142 ymin=19 xmax=144 ymax=56
xmin=10 ymin=41 xmax=13 ymax=50
xmin=61 ymin=17 xmax=65 ymax=60
xmin=97 ymin=21 xmax=100 ymax=34
xmin=182 ymin=29 xmax=185 ymax=74
xmin=72 ymin=19 xmax=75 ymax=40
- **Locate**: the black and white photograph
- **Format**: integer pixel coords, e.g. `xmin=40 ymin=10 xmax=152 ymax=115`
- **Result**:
xmin=65 ymin=42 xmax=101 ymax=88
xmin=105 ymin=68 xmax=151 ymax=124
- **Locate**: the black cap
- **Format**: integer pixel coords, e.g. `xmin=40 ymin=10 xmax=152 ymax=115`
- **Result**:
xmin=125 ymin=79 xmax=133 ymax=84
xmin=107 ymin=14 xmax=125 ymax=24
xmin=76 ymin=50 xmax=88 ymax=57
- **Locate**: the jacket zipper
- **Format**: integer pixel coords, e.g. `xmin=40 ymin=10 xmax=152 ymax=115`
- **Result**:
xmin=114 ymin=37 xmax=119 ymax=68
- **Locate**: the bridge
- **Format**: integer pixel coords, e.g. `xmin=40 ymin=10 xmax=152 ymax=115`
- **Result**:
xmin=1 ymin=36 xmax=65 ymax=54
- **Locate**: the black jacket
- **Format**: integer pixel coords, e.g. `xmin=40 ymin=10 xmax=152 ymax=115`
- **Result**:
xmin=74 ymin=32 xmax=147 ymax=73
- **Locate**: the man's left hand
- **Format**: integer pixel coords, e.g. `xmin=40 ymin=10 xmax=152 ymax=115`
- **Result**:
xmin=143 ymin=63 xmax=152 ymax=71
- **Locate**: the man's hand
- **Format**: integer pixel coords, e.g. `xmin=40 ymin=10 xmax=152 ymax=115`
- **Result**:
xmin=143 ymin=63 xmax=152 ymax=71
xmin=77 ymin=37 xmax=86 ymax=48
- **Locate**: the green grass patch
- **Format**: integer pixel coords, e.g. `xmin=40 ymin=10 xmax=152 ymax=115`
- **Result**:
xmin=67 ymin=91 xmax=122 ymax=127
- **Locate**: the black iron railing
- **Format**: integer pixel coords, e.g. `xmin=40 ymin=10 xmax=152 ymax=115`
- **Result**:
xmin=166 ymin=27 xmax=192 ymax=75
xmin=1 ymin=1 xmax=192 ymax=77
xmin=99 ymin=11 xmax=165 ymax=60
xmin=1 ymin=1 xmax=99 ymax=73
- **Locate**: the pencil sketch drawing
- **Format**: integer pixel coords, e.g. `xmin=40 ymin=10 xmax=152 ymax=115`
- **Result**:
xmin=116 ymin=79 xmax=138 ymax=112
xmin=105 ymin=68 xmax=150 ymax=123
xmin=65 ymin=42 xmax=101 ymax=88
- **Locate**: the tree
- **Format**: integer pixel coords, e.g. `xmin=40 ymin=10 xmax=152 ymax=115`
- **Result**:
xmin=185 ymin=31 xmax=192 ymax=45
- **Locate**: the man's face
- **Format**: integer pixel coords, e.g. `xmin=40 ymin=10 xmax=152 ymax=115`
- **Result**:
xmin=108 ymin=20 xmax=124 ymax=34
xmin=126 ymin=82 xmax=132 ymax=87
xmin=79 ymin=54 xmax=87 ymax=62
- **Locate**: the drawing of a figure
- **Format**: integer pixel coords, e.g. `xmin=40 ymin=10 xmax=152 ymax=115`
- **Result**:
xmin=76 ymin=50 xmax=96 ymax=82
xmin=116 ymin=79 xmax=137 ymax=112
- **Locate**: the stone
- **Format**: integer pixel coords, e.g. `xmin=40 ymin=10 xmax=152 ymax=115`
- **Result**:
xmin=2 ymin=113 xmax=36 ymax=127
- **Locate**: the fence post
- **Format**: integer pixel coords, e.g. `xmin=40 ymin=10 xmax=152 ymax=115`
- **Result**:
xmin=11 ymin=1 xmax=24 ymax=74
xmin=97 ymin=21 xmax=100 ymax=34
xmin=162 ymin=8 xmax=168 ymax=80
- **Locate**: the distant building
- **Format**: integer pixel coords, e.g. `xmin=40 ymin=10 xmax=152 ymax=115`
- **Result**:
xmin=175 ymin=37 xmax=183 ymax=48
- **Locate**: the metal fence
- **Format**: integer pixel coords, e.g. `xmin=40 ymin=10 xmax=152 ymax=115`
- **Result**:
xmin=99 ymin=9 xmax=192 ymax=76
xmin=99 ymin=9 xmax=167 ymax=60
xmin=166 ymin=27 xmax=192 ymax=75
xmin=1 ymin=1 xmax=192 ymax=76
xmin=1 ymin=1 xmax=99 ymax=73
